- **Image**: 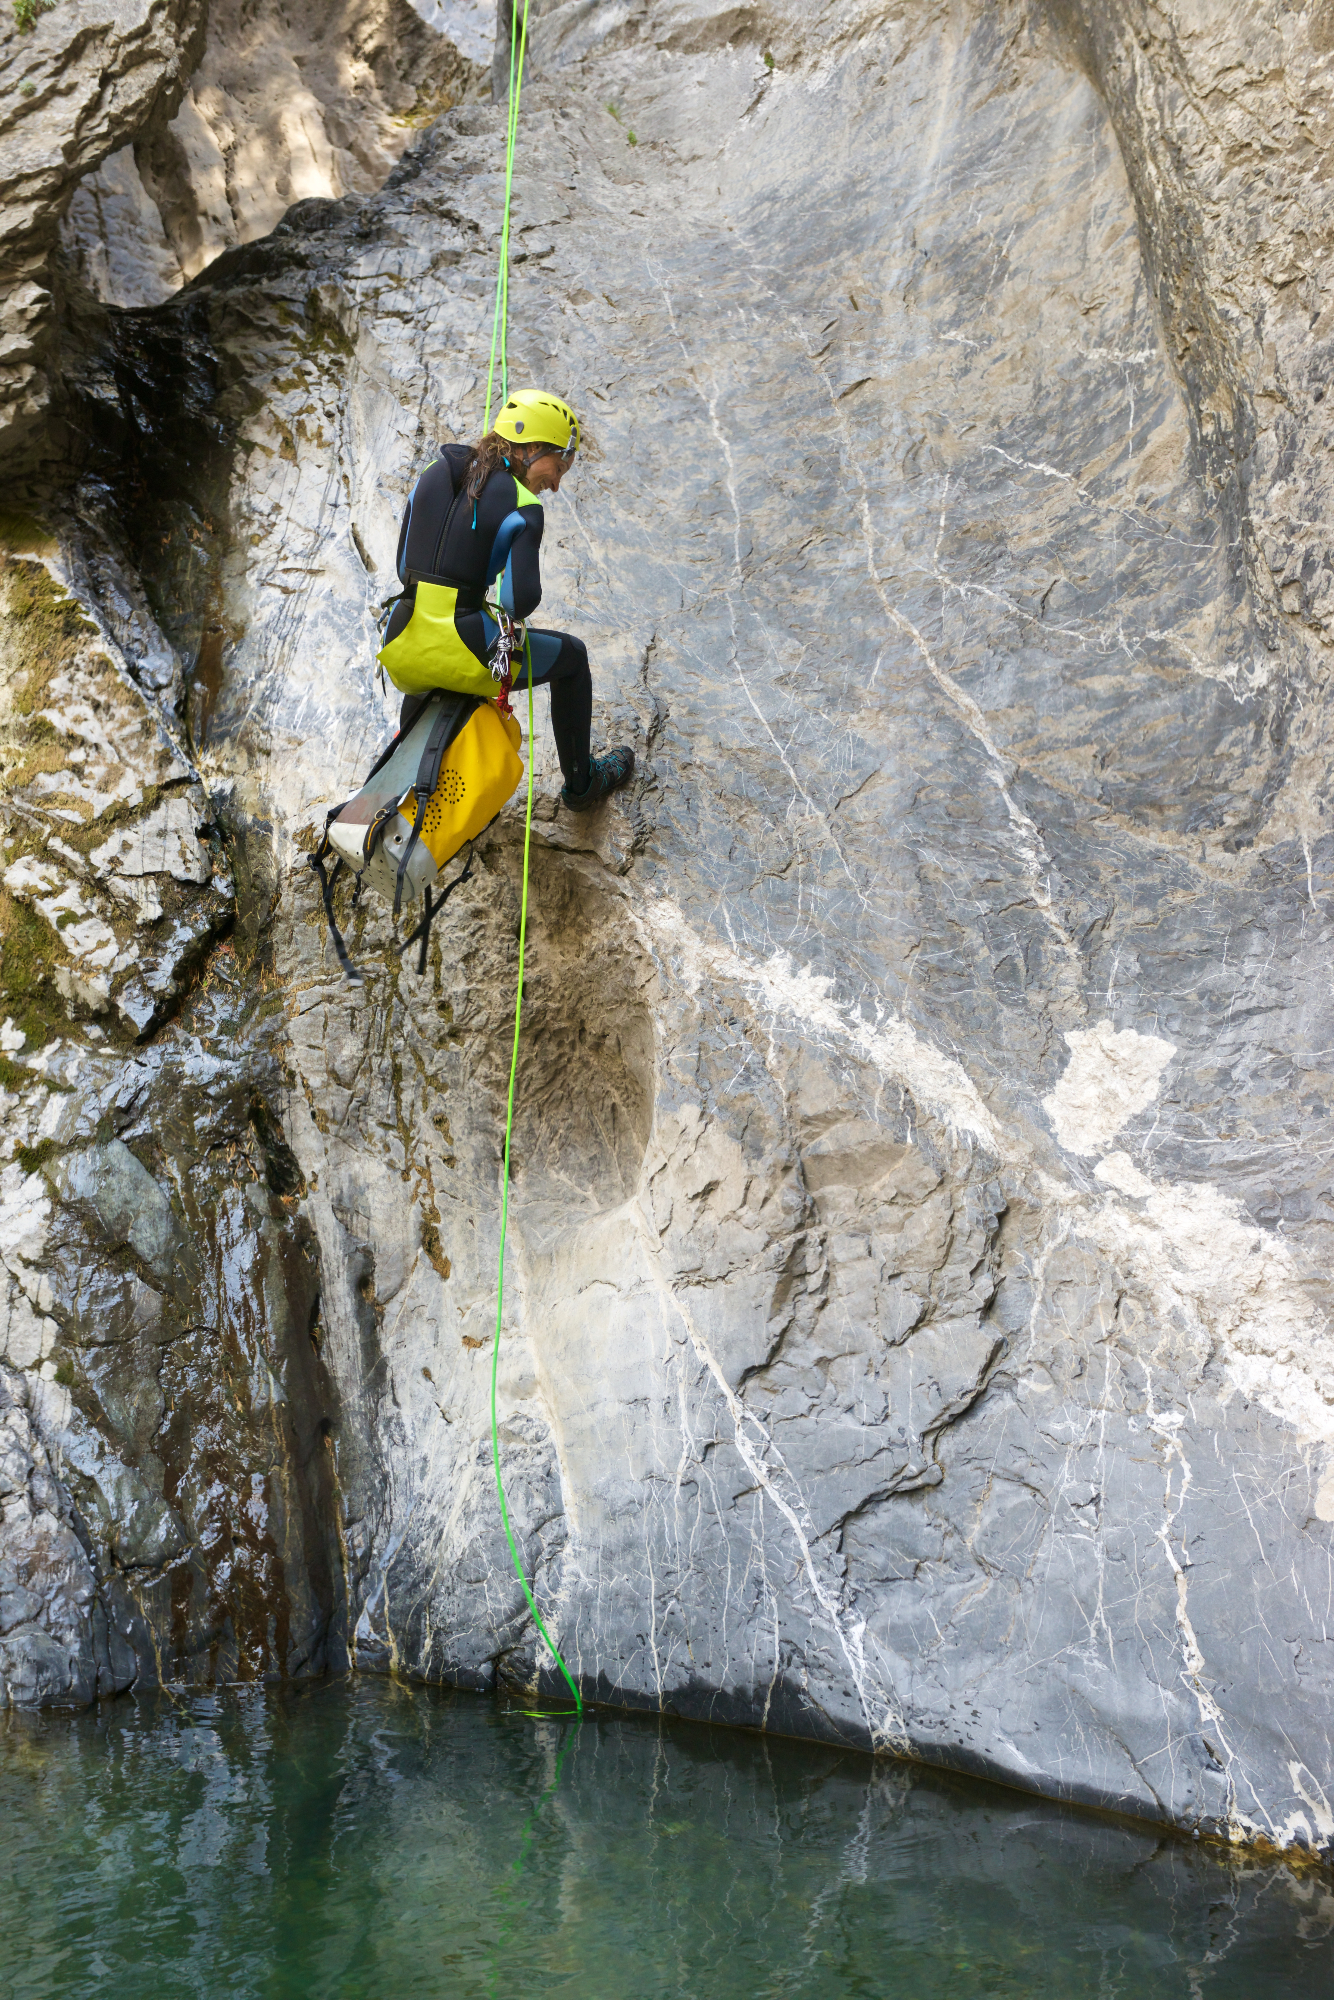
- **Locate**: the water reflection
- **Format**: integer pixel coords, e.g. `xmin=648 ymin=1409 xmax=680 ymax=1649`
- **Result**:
xmin=2 ymin=1681 xmax=1330 ymax=1999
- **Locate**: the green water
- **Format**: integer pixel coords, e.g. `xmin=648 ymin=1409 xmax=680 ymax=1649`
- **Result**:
xmin=1 ymin=1682 xmax=1330 ymax=2000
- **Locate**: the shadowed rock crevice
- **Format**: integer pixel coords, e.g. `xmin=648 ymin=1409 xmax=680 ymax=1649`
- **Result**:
xmin=2 ymin=0 xmax=485 ymax=479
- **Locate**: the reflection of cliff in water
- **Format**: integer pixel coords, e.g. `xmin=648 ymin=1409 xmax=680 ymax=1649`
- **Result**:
xmin=5 ymin=1684 xmax=1330 ymax=1996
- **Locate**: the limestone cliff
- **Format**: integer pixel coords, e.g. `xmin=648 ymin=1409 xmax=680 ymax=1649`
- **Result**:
xmin=0 ymin=0 xmax=205 ymax=464
xmin=3 ymin=0 xmax=1334 ymax=1860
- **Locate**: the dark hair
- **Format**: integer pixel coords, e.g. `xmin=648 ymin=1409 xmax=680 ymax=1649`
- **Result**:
xmin=465 ymin=430 xmax=512 ymax=500
xmin=465 ymin=430 xmax=561 ymax=500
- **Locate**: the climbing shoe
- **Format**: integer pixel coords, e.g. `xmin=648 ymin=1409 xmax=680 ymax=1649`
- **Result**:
xmin=561 ymin=746 xmax=635 ymax=812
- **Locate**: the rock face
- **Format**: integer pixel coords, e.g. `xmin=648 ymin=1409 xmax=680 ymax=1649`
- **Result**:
xmin=0 ymin=520 xmax=347 ymax=1690
xmin=1 ymin=0 xmax=481 ymax=466
xmin=4 ymin=0 xmax=1334 ymax=1860
xmin=62 ymin=0 xmax=485 ymax=307
xmin=0 ymin=1361 xmax=103 ymax=1708
xmin=0 ymin=0 xmax=208 ymax=464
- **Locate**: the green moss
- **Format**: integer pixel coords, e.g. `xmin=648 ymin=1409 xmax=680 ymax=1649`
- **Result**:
xmin=16 ymin=1136 xmax=56 ymax=1174
xmin=1 ymin=743 xmax=68 ymax=795
xmin=13 ymin=0 xmax=56 ymax=33
xmin=392 ymin=79 xmax=464 ymax=131
xmin=53 ymin=1358 xmax=76 ymax=1388
xmin=9 ymin=1007 xmax=56 ymax=1053
xmin=1 ymin=553 xmax=95 ymax=718
xmin=0 ymin=511 xmax=55 ymax=556
xmin=0 ymin=889 xmax=64 ymax=1045
xmin=60 ymin=784 xmax=164 ymax=852
xmin=0 ymin=889 xmax=58 ymax=988
xmin=0 ymin=1052 xmax=28 ymax=1090
xmin=301 ymin=289 xmax=355 ymax=359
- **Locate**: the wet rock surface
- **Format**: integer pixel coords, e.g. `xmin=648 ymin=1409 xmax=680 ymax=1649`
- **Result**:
xmin=0 ymin=516 xmax=348 ymax=1695
xmin=3 ymin=0 xmax=1334 ymax=1860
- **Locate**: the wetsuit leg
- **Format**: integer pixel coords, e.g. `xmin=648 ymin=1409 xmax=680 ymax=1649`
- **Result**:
xmin=535 ymin=633 xmax=592 ymax=795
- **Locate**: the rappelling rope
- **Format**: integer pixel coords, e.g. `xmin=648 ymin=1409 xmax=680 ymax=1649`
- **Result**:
xmin=483 ymin=0 xmax=530 ymax=430
xmin=486 ymin=0 xmax=583 ymax=1719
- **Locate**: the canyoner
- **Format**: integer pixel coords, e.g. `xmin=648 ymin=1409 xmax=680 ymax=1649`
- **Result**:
xmin=309 ymin=0 xmax=591 ymax=1720
xmin=308 ymin=387 xmax=635 ymax=982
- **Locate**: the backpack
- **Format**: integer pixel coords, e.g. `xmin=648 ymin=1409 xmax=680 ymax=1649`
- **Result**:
xmin=309 ymin=687 xmax=523 ymax=984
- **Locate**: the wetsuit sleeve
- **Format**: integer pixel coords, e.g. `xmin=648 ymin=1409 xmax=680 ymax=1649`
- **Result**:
xmin=499 ymin=505 xmax=544 ymax=619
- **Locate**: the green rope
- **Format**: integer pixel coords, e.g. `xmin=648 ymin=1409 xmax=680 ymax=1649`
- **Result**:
xmin=482 ymin=0 xmax=580 ymax=1720
xmin=482 ymin=0 xmax=531 ymax=431
xmin=490 ymin=645 xmax=582 ymax=1714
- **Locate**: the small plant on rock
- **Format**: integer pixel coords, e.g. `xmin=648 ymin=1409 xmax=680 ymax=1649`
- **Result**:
xmin=14 ymin=0 xmax=57 ymax=32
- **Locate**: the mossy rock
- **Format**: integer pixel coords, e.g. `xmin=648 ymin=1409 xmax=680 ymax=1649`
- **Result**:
xmin=0 ymin=550 xmax=98 ymax=725
xmin=0 ymin=889 xmax=65 ymax=1046
xmin=0 ymin=511 xmax=57 ymax=559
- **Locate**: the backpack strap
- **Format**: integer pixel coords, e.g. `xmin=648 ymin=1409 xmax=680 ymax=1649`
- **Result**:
xmin=395 ymin=844 xmax=477 ymax=975
xmin=308 ymin=829 xmax=364 ymax=986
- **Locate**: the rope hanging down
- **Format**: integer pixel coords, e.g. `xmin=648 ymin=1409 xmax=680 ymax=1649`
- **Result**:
xmin=483 ymin=0 xmax=531 ymax=432
xmin=486 ymin=1 xmax=584 ymax=1719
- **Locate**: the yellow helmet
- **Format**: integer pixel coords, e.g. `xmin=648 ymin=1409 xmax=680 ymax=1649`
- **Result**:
xmin=493 ymin=389 xmax=580 ymax=456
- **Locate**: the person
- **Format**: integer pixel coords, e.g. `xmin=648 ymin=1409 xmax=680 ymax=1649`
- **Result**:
xmin=380 ymin=390 xmax=634 ymax=811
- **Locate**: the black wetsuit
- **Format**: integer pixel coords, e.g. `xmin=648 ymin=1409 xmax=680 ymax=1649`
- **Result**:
xmin=385 ymin=444 xmax=592 ymax=792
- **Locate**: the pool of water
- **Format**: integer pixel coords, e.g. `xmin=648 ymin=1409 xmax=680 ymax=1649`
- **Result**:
xmin=2 ymin=1681 xmax=1330 ymax=1999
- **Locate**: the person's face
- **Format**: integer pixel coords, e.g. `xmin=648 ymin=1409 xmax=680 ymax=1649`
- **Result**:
xmin=524 ymin=447 xmax=570 ymax=494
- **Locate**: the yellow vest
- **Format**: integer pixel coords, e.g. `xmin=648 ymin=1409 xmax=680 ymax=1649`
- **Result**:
xmin=376 ymin=476 xmax=541 ymax=699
